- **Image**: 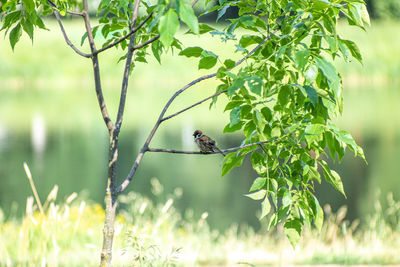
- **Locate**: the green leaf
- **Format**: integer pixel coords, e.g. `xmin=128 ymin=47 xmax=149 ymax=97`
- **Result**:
xmin=294 ymin=50 xmax=310 ymax=70
xmin=228 ymin=78 xmax=245 ymax=96
xmin=198 ymin=23 xmax=216 ymax=34
xmin=305 ymin=64 xmax=318 ymax=84
xmin=261 ymin=107 xmax=272 ymax=122
xmin=341 ymin=39 xmax=362 ymax=63
xmin=1 ymin=11 xmax=22 ymax=31
xmin=9 ymin=23 xmax=22 ymax=51
xmin=315 ymin=57 xmax=341 ymax=101
xmin=179 ymin=46 xmax=203 ymax=58
xmin=312 ymin=195 xmax=324 ymax=231
xmin=81 ymin=32 xmax=88 ymax=46
xmin=151 ymin=41 xmax=162 ymax=63
xmin=21 ymin=18 xmax=34 ymax=41
xmin=198 ymin=50 xmax=218 ymax=69
xmin=178 ymin=1 xmax=199 ymax=34
xmin=229 ymin=106 xmax=242 ymax=127
xmin=253 ymin=109 xmax=264 ymax=131
xmin=239 ymin=35 xmax=263 ymax=48
xmin=249 ymin=177 xmax=267 ymax=192
xmin=224 ymin=100 xmax=243 ymax=111
xmin=284 ymin=218 xmax=302 ymax=248
xmin=320 ymin=161 xmax=346 ymax=198
xmin=223 ymin=121 xmax=244 ymax=133
xmin=222 ymin=153 xmax=245 ymax=176
xmin=245 ymin=189 xmax=266 ymax=200
xmin=251 ymin=151 xmax=265 ymax=174
xmin=158 ymin=9 xmax=180 ymax=47
xmin=278 ymin=85 xmax=291 ymax=106
xmin=243 ymin=121 xmax=256 ymax=138
xmin=260 ymin=196 xmax=271 ymax=219
xmin=360 ymin=3 xmax=370 ymax=26
xmin=224 ymin=59 xmax=235 ymax=69
xmin=217 ymin=3 xmax=230 ymax=21
xmin=305 ymin=124 xmax=324 ymax=145
xmin=282 ymin=189 xmax=292 ymax=206
xmin=247 ymin=76 xmax=263 ymax=96
xmin=304 ymin=86 xmax=318 ymax=106
xmin=22 ymin=0 xmax=35 ymax=14
xmin=336 ymin=129 xmax=366 ymax=160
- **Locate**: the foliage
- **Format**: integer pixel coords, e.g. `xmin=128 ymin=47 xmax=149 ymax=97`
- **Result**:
xmin=0 ymin=0 xmax=368 ymax=248
xmin=374 ymin=0 xmax=400 ymax=20
xmin=203 ymin=0 xmax=368 ymax=247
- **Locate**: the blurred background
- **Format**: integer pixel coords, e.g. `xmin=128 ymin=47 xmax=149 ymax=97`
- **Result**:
xmin=0 ymin=0 xmax=399 ymax=233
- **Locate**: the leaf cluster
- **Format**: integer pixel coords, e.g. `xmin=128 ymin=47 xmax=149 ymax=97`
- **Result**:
xmin=186 ymin=0 xmax=368 ymax=247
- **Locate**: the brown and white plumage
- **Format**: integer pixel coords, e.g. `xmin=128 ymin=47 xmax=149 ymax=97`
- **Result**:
xmin=193 ymin=130 xmax=226 ymax=156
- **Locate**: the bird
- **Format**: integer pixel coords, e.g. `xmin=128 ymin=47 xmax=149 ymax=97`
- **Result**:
xmin=193 ymin=130 xmax=226 ymax=156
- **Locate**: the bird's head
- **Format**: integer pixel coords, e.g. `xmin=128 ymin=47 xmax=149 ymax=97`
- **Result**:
xmin=193 ymin=130 xmax=203 ymax=139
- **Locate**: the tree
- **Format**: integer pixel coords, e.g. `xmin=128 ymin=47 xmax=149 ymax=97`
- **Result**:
xmin=1 ymin=0 xmax=368 ymax=265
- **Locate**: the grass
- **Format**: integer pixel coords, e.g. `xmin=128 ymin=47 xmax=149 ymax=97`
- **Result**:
xmin=1 ymin=169 xmax=400 ymax=266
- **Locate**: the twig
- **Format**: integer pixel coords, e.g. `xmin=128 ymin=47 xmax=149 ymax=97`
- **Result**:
xmin=95 ymin=12 xmax=153 ymax=55
xmin=147 ymin=140 xmax=277 ymax=155
xmin=115 ymin=0 xmax=141 ymax=133
xmin=116 ymin=28 xmax=279 ymax=193
xmin=161 ymin=89 xmax=227 ymax=122
xmin=191 ymin=0 xmax=200 ymax=7
xmin=51 ymin=9 xmax=91 ymax=58
xmin=82 ymin=0 xmax=114 ymax=133
xmin=132 ymin=35 xmax=160 ymax=50
xmin=234 ymin=29 xmax=278 ymax=67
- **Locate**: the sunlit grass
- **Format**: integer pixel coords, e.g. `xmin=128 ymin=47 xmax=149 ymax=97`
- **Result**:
xmin=1 ymin=176 xmax=400 ymax=266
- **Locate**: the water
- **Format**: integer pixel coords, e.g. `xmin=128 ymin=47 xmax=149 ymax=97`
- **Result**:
xmin=2 ymin=87 xmax=399 ymax=231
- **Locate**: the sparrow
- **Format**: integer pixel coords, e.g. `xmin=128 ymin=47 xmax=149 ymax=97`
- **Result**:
xmin=193 ymin=130 xmax=226 ymax=156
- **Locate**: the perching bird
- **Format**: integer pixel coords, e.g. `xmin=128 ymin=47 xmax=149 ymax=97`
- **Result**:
xmin=193 ymin=130 xmax=226 ymax=156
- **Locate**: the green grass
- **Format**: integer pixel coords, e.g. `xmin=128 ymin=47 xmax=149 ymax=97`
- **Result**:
xmin=1 ymin=181 xmax=400 ymax=266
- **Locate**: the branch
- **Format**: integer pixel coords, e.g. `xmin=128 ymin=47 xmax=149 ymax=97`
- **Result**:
xmin=132 ymin=35 xmax=160 ymax=50
xmin=161 ymin=89 xmax=227 ymax=122
xmin=147 ymin=140 xmax=277 ymax=154
xmin=191 ymin=0 xmax=200 ymax=7
xmin=82 ymin=0 xmax=114 ymax=133
xmin=115 ymin=0 xmax=142 ymax=133
xmin=116 ymin=28 xmax=279 ymax=193
xmin=50 ymin=9 xmax=91 ymax=58
xmin=95 ymin=12 xmax=153 ymax=55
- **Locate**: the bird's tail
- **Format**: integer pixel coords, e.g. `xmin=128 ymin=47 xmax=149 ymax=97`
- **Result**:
xmin=214 ymin=146 xmax=226 ymax=157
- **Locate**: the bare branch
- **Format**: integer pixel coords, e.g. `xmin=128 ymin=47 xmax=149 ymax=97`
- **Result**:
xmin=147 ymin=140 xmax=277 ymax=154
xmin=51 ymin=9 xmax=91 ymax=58
xmin=116 ymin=28 xmax=279 ymax=193
xmin=82 ymin=0 xmax=114 ymax=133
xmin=115 ymin=0 xmax=142 ymax=133
xmin=161 ymin=89 xmax=227 ymax=122
xmin=133 ymin=35 xmax=160 ymax=50
xmin=95 ymin=12 xmax=153 ymax=55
